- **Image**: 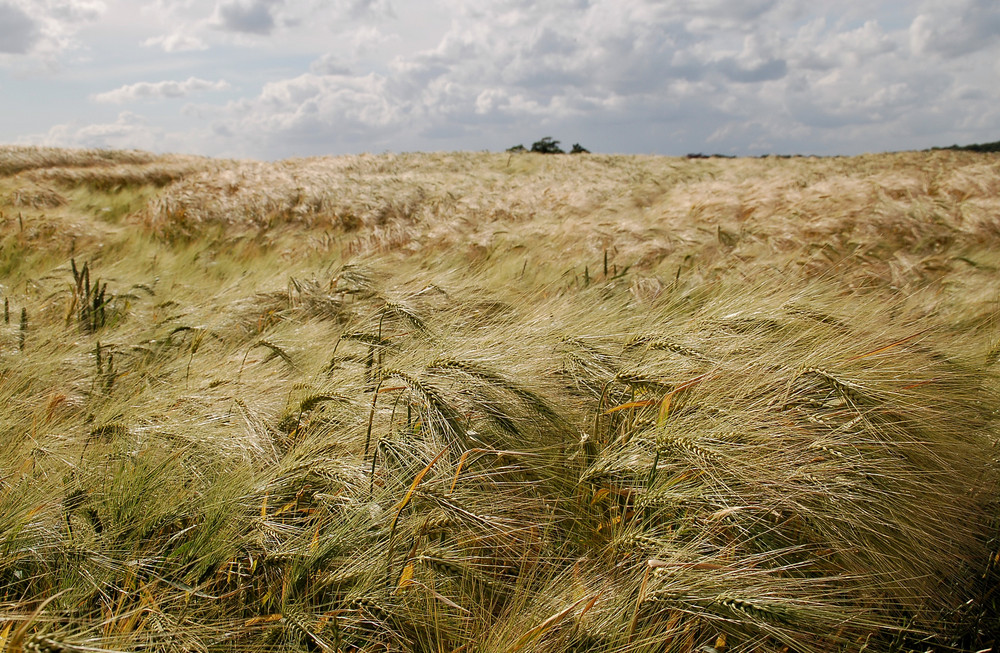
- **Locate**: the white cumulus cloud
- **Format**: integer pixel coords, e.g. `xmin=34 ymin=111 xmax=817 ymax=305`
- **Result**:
xmin=92 ymin=77 xmax=230 ymax=103
xmin=233 ymin=72 xmax=403 ymax=133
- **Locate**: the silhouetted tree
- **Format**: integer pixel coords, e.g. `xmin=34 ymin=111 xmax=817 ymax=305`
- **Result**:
xmin=507 ymin=144 xmax=527 ymax=152
xmin=531 ymin=137 xmax=564 ymax=154
xmin=570 ymin=143 xmax=590 ymax=154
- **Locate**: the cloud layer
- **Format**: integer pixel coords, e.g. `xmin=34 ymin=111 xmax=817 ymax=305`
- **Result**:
xmin=6 ymin=0 xmax=1000 ymax=158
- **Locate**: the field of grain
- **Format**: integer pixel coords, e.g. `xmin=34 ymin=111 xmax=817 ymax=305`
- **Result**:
xmin=1 ymin=145 xmax=999 ymax=652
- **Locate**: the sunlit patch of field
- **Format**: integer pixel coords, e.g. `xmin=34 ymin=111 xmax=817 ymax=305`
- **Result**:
xmin=1 ymin=145 xmax=999 ymax=652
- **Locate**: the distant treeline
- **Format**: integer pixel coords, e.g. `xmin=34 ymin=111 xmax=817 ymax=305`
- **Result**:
xmin=930 ymin=140 xmax=1000 ymax=153
xmin=508 ymin=137 xmax=589 ymax=154
xmin=506 ymin=138 xmax=1000 ymax=157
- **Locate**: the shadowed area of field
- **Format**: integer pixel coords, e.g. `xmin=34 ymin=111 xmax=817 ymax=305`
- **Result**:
xmin=1 ymin=146 xmax=999 ymax=652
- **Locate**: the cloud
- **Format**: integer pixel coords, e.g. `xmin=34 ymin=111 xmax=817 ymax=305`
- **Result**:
xmin=42 ymin=112 xmax=163 ymax=150
xmin=47 ymin=0 xmax=105 ymax=22
xmin=238 ymin=72 xmax=403 ymax=132
xmin=92 ymin=77 xmax=230 ymax=103
xmin=142 ymin=32 xmax=208 ymax=52
xmin=213 ymin=0 xmax=282 ymax=35
xmin=342 ymin=0 xmax=394 ymax=20
xmin=0 ymin=2 xmax=41 ymax=53
xmin=31 ymin=109 xmax=225 ymax=155
xmin=134 ymin=0 xmax=398 ymax=64
xmin=0 ymin=0 xmax=106 ymax=65
xmin=716 ymin=57 xmax=787 ymax=83
xmin=349 ymin=25 xmax=398 ymax=56
xmin=710 ymin=33 xmax=790 ymax=83
xmin=910 ymin=0 xmax=1000 ymax=58
xmin=310 ymin=53 xmax=351 ymax=75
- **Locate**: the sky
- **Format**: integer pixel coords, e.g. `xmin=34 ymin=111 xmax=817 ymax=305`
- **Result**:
xmin=0 ymin=0 xmax=998 ymax=160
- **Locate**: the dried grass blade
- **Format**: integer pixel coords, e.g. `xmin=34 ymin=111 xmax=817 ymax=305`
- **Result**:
xmin=449 ymin=448 xmax=476 ymax=493
xmin=385 ymin=445 xmax=449 ymax=583
xmin=604 ymin=399 xmax=657 ymax=415
xmin=656 ymin=373 xmax=711 ymax=428
xmin=845 ymin=331 xmax=926 ymax=362
xmin=392 ymin=445 xmax=449 ymax=523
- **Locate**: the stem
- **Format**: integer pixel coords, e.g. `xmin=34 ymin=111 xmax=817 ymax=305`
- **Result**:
xmin=364 ymin=377 xmax=384 ymax=461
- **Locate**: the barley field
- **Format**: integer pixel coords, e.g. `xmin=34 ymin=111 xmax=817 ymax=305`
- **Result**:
xmin=1 ymin=145 xmax=999 ymax=652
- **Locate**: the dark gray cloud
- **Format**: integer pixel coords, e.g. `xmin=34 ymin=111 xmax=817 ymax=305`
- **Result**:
xmin=215 ymin=0 xmax=281 ymax=35
xmin=0 ymin=2 xmax=40 ymax=53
